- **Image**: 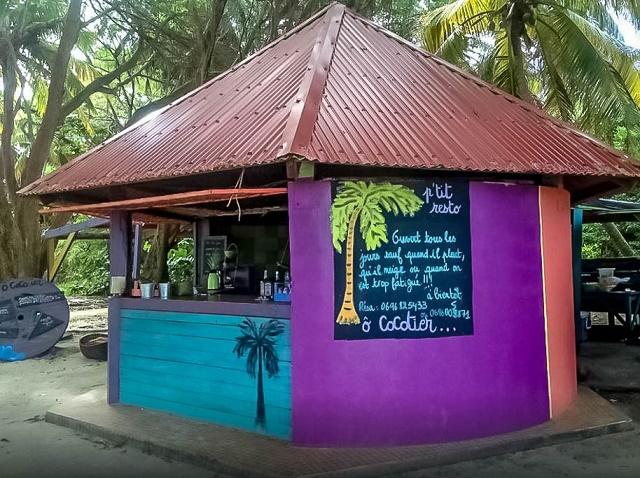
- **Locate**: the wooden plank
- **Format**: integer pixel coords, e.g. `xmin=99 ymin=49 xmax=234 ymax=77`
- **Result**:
xmin=120 ymin=382 xmax=290 ymax=424
xmin=46 ymin=239 xmax=56 ymax=281
xmin=43 ymin=217 xmax=110 ymax=239
xmin=48 ymin=232 xmax=77 ymax=281
xmin=120 ymin=339 xmax=292 ymax=371
xmin=119 ymin=391 xmax=291 ymax=439
xmin=120 ymin=368 xmax=291 ymax=410
xmin=120 ymin=329 xmax=291 ymax=362
xmin=120 ymin=354 xmax=291 ymax=394
xmin=39 ymin=188 xmax=288 ymax=215
xmin=121 ymin=318 xmax=291 ymax=348
xmin=121 ymin=309 xmax=291 ymax=330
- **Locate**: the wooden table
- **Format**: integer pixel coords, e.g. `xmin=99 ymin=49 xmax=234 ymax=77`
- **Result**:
xmin=581 ymin=290 xmax=640 ymax=339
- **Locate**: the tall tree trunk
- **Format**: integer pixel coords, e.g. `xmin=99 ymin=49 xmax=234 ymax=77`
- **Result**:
xmin=256 ymin=350 xmax=265 ymax=428
xmin=0 ymin=0 xmax=82 ymax=281
xmin=603 ymin=223 xmax=636 ymax=256
xmin=0 ymin=39 xmax=19 ymax=201
xmin=23 ymin=0 xmax=82 ymax=186
xmin=337 ymin=211 xmax=361 ymax=325
xmin=508 ymin=14 xmax=534 ymax=104
xmin=197 ymin=0 xmax=228 ymax=84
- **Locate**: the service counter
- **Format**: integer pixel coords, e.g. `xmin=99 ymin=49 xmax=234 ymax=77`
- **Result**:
xmin=107 ymin=294 xmax=292 ymax=439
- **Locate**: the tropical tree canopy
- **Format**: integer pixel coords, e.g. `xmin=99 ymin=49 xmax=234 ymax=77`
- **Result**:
xmin=422 ymin=0 xmax=640 ymax=147
xmin=0 ymin=0 xmax=425 ymax=283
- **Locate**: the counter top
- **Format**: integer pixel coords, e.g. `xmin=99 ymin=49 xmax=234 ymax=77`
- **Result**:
xmin=111 ymin=294 xmax=290 ymax=319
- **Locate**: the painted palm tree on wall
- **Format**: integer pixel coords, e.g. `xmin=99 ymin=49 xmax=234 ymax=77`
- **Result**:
xmin=233 ymin=318 xmax=284 ymax=428
xmin=331 ymin=181 xmax=424 ymax=326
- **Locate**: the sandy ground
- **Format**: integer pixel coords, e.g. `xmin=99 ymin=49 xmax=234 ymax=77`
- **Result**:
xmin=2 ymin=300 xmax=640 ymax=477
xmin=0 ymin=341 xmax=216 ymax=478
xmin=67 ymin=296 xmax=108 ymax=333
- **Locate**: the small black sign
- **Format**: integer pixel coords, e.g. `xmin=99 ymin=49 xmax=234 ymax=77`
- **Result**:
xmin=332 ymin=179 xmax=473 ymax=340
xmin=202 ymin=236 xmax=227 ymax=272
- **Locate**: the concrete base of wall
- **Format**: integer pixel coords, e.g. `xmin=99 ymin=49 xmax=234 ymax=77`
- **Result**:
xmin=45 ymin=386 xmax=631 ymax=478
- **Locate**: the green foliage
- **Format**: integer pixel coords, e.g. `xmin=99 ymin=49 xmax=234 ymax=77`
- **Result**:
xmin=56 ymin=240 xmax=110 ymax=296
xmin=331 ymin=181 xmax=424 ymax=252
xmin=422 ymin=0 xmax=640 ymax=148
xmin=167 ymin=238 xmax=194 ymax=283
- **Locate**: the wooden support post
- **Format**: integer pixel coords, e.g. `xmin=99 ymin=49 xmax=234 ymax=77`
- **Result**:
xmin=109 ymin=210 xmax=132 ymax=290
xmin=47 ymin=233 xmax=77 ymax=282
xmin=107 ymin=210 xmax=131 ymax=406
xmin=195 ymin=219 xmax=210 ymax=288
xmin=131 ymin=222 xmax=143 ymax=281
xmin=46 ymin=239 xmax=56 ymax=281
xmin=572 ymin=208 xmax=584 ymax=349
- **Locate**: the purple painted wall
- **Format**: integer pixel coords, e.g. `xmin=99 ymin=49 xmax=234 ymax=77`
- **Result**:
xmin=288 ymin=180 xmax=550 ymax=447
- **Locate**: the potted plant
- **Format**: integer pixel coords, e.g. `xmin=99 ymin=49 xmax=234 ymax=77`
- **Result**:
xmin=168 ymin=239 xmax=194 ymax=296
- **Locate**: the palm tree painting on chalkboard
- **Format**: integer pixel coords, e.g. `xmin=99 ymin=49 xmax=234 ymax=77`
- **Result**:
xmin=331 ymin=181 xmax=424 ymax=325
xmin=233 ymin=318 xmax=284 ymax=429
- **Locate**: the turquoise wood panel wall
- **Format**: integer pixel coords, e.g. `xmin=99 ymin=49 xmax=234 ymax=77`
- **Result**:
xmin=119 ymin=309 xmax=291 ymax=439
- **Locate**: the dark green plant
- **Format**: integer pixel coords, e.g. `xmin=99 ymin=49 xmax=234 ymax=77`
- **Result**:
xmin=56 ymin=240 xmax=109 ymax=295
xmin=167 ymin=238 xmax=194 ymax=283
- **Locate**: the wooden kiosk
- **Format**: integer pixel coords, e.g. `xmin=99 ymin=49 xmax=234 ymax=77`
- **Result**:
xmin=21 ymin=3 xmax=640 ymax=447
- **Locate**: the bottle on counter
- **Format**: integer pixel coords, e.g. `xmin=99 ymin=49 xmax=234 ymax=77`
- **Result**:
xmin=261 ymin=269 xmax=273 ymax=300
xmin=260 ymin=269 xmax=268 ymax=298
xmin=284 ymin=271 xmax=291 ymax=293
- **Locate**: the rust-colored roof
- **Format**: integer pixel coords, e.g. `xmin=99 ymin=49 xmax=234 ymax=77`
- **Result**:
xmin=21 ymin=2 xmax=640 ymax=197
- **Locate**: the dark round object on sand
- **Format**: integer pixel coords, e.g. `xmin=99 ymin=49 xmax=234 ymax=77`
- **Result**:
xmin=0 ymin=279 xmax=69 ymax=361
xmin=80 ymin=333 xmax=108 ymax=361
xmin=80 ymin=333 xmax=108 ymax=360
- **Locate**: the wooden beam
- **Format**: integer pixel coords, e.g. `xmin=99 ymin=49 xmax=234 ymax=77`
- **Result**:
xmin=46 ymin=238 xmax=56 ymax=281
xmin=163 ymin=205 xmax=287 ymax=218
xmin=39 ymin=187 xmax=288 ymax=215
xmin=43 ymin=217 xmax=110 ymax=239
xmin=48 ymin=232 xmax=77 ymax=281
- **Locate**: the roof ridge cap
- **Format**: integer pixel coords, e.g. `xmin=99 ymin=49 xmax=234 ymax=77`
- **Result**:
xmin=277 ymin=2 xmax=345 ymax=159
xmin=344 ymin=9 xmax=638 ymax=167
xmin=19 ymin=3 xmax=339 ymax=196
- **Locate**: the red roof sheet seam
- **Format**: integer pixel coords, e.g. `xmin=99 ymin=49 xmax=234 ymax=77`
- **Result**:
xmin=278 ymin=3 xmax=345 ymax=159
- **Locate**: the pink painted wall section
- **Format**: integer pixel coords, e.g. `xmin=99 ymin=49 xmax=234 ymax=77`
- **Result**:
xmin=539 ymin=186 xmax=577 ymax=418
xmin=288 ymin=180 xmax=551 ymax=447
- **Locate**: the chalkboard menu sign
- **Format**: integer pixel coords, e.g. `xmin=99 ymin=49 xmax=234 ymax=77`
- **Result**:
xmin=202 ymin=235 xmax=227 ymax=272
xmin=332 ymin=179 xmax=473 ymax=340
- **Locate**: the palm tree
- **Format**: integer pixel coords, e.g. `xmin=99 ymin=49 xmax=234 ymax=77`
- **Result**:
xmin=233 ymin=318 xmax=284 ymax=428
xmin=331 ymin=181 xmax=424 ymax=326
xmin=422 ymin=1 xmax=640 ymax=135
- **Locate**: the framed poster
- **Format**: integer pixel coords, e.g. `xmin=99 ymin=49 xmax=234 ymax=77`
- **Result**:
xmin=332 ymin=179 xmax=473 ymax=340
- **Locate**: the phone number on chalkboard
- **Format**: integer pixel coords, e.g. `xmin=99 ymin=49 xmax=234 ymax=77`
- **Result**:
xmin=380 ymin=301 xmax=429 ymax=312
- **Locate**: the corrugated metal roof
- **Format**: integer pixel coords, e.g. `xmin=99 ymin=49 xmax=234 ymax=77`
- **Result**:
xmin=21 ymin=2 xmax=640 ymax=197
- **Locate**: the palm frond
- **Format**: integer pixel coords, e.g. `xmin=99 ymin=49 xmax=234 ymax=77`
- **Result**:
xmin=422 ymin=0 xmax=506 ymax=53
xmin=537 ymin=8 xmax=640 ymax=129
xmin=534 ymin=20 xmax=574 ymax=121
xmin=331 ymin=181 xmax=368 ymax=253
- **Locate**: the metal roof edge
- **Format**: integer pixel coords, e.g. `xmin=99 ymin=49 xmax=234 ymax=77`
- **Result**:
xmin=277 ymin=3 xmax=345 ymax=159
xmin=343 ymin=8 xmax=640 ymax=171
xmin=18 ymin=2 xmax=339 ymax=197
